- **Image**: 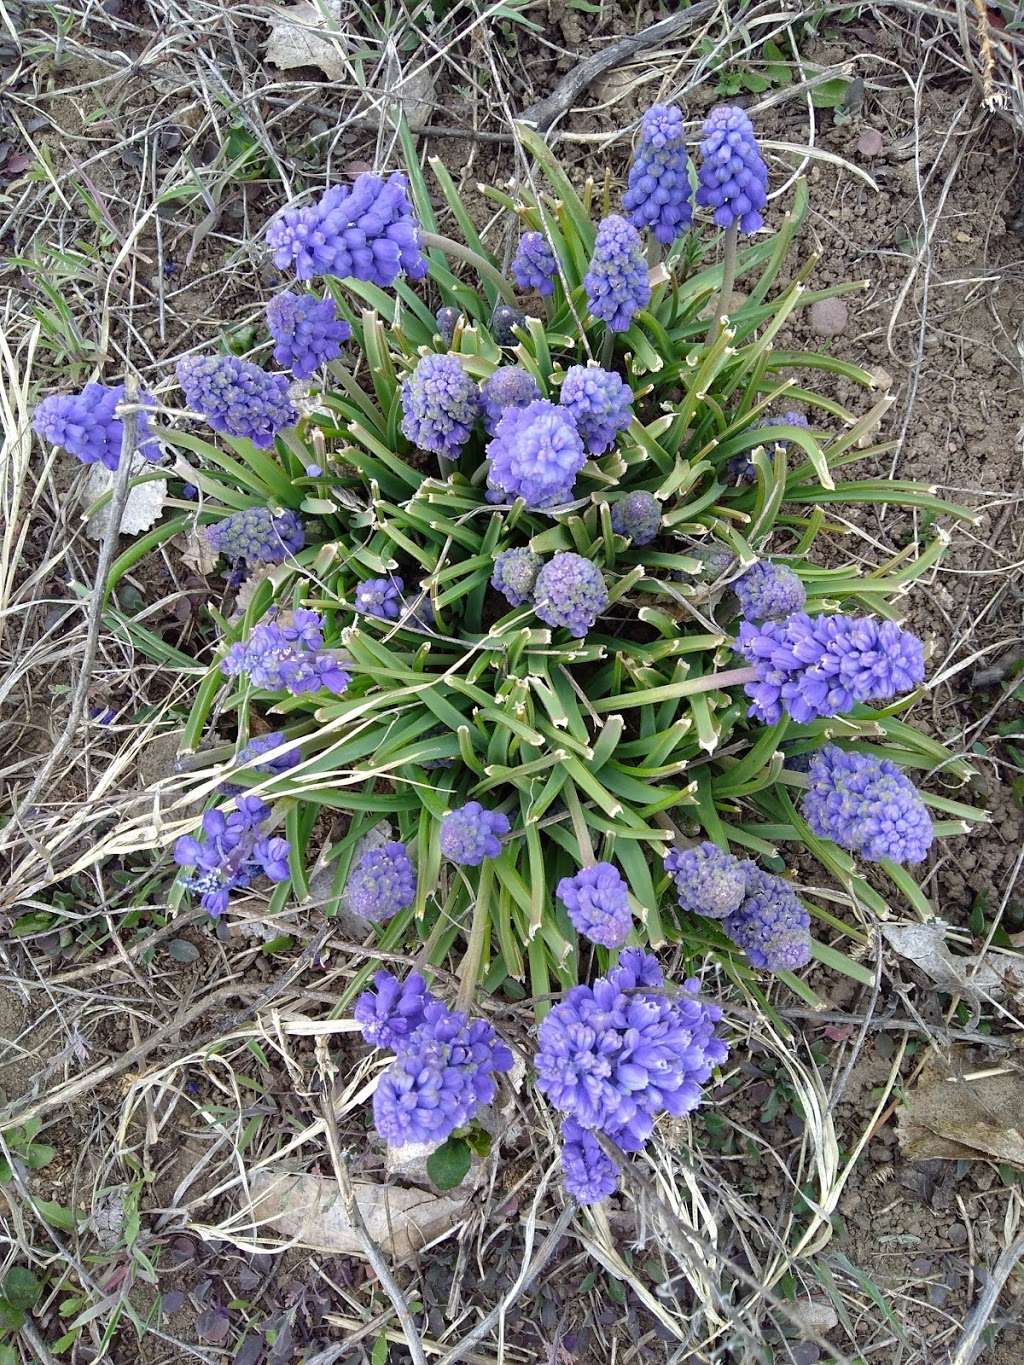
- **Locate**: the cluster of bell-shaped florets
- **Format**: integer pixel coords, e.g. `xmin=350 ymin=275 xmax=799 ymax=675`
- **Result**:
xmin=173 ymin=795 xmax=291 ymax=918
xmin=344 ymin=840 xmax=418 ymax=921
xmin=33 ymin=382 xmax=159 ymax=470
xmin=489 ymin=547 xmax=610 ymax=637
xmin=355 ymin=971 xmax=513 ymax=1148
xmin=666 ymin=841 xmax=812 ymax=973
xmin=535 ymin=950 xmax=728 ymax=1203
xmin=222 ymin=609 xmax=351 ymax=696
xmin=735 ymin=612 xmax=926 ymax=725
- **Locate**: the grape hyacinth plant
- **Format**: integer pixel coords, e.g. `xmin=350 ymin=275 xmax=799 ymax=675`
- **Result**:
xmin=266 ymin=291 xmax=351 ymax=378
xmin=34 ymin=382 xmax=158 ymax=469
xmin=206 ymin=506 xmax=304 ymax=569
xmin=52 ymin=99 xmax=989 ymax=1239
xmin=622 ymin=103 xmax=694 ymax=246
xmin=176 ymin=354 xmax=297 ymax=449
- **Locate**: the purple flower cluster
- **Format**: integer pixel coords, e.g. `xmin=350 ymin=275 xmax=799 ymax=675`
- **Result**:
xmin=610 ymin=490 xmax=660 ymax=546
xmin=401 ymin=353 xmax=481 ymax=458
xmin=440 ymin=801 xmax=510 ymax=866
xmin=266 ymin=172 xmax=426 ymax=286
xmin=697 ymin=105 xmax=768 ymax=235
xmin=222 ymin=610 xmax=351 ymax=696
xmin=355 ymin=970 xmax=435 ymax=1050
xmin=480 ymin=367 xmax=542 ymax=435
xmin=491 ymin=547 xmax=542 ymax=607
xmin=237 ymin=732 xmax=301 ymax=776
xmin=736 ymin=612 xmax=926 ymax=725
xmin=266 ymin=291 xmax=351 ymax=379
xmin=173 ymin=795 xmax=290 ymax=917
xmin=622 ymin=104 xmax=694 ymax=245
xmin=584 ymin=215 xmax=650 ymax=333
xmin=34 ymin=382 xmax=158 ymax=470
xmin=345 ymin=841 xmax=418 ymax=921
xmin=802 ymin=745 xmax=934 ymax=865
xmin=355 ymin=576 xmax=404 ymax=620
xmin=176 ymin=355 xmax=297 ymax=449
xmin=533 ymin=553 xmax=608 ymax=637
xmin=206 ymin=507 xmax=304 ymax=568
xmin=733 ymin=561 xmax=806 ymax=622
xmin=485 ymin=400 xmax=586 ymax=508
xmin=724 ymin=865 xmax=811 ymax=972
xmin=537 ymin=950 xmax=728 ymax=1202
xmin=355 ymin=972 xmax=513 ymax=1148
xmin=511 ymin=231 xmax=558 ymax=296
xmin=561 ymin=1118 xmax=618 ymax=1204
xmin=559 ymin=365 xmax=633 ymax=455
xmin=665 ymin=841 xmax=747 ymax=918
xmin=665 ymin=842 xmax=811 ymax=972
xmin=556 ymin=862 xmax=631 ymax=948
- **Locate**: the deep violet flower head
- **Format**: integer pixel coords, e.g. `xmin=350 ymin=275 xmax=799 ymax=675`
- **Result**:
xmin=724 ymin=865 xmax=811 ymax=972
xmin=491 ymin=547 xmax=543 ymax=607
xmin=372 ymin=998 xmax=513 ymax=1147
xmin=173 ymin=795 xmax=290 ymax=917
xmin=206 ymin=507 xmax=304 ymax=568
xmin=491 ymin=305 xmax=528 ymax=346
xmin=236 ymin=732 xmax=301 ymax=777
xmin=610 ymin=491 xmax=661 ymax=546
xmin=266 ymin=291 xmax=351 ymax=379
xmin=480 ymin=367 xmax=542 ymax=435
xmin=34 ymin=383 xmax=158 ymax=471
xmin=726 ymin=412 xmax=809 ymax=482
xmin=559 ymin=365 xmax=633 ymax=455
xmin=355 ymin=576 xmax=405 ymax=621
xmin=733 ymin=561 xmax=807 ymax=622
xmin=401 ymin=353 xmax=481 ymax=458
xmin=266 ymin=172 xmax=426 ymax=286
xmin=561 ymin=1118 xmax=619 ymax=1204
xmin=435 ymin=305 xmax=461 ymax=345
xmin=344 ymin=841 xmax=417 ymax=921
xmin=802 ymin=745 xmax=934 ymax=865
xmin=622 ymin=104 xmax=694 ymax=245
xmin=485 ymin=400 xmax=586 ymax=509
xmin=533 ymin=553 xmax=608 ymax=638
xmin=439 ymin=801 xmax=510 ymax=866
xmin=556 ymin=862 xmax=631 ymax=948
xmin=222 ymin=610 xmax=351 ymax=696
xmin=176 ymin=354 xmax=297 ymax=449
xmin=584 ymin=215 xmax=650 ymax=333
xmin=735 ymin=612 xmax=926 ymax=725
xmin=354 ymin=970 xmax=439 ymax=1050
xmin=511 ymin=231 xmax=558 ymax=296
xmin=535 ymin=949 xmax=728 ymax=1155
xmin=696 ymin=105 xmax=768 ymax=235
xmin=665 ymin=841 xmax=746 ymax=919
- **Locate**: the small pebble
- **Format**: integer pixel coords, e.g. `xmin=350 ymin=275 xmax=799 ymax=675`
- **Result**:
xmin=809 ymin=298 xmax=849 ymax=338
xmin=948 ymin=1222 xmax=968 ymax=1247
xmin=856 ymin=127 xmax=885 ymax=158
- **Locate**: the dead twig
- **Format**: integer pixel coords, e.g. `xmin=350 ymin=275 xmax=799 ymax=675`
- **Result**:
xmin=950 ymin=1231 xmax=1024 ymax=1365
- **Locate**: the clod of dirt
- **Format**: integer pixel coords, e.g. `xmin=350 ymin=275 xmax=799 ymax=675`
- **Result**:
xmin=808 ymin=298 xmax=849 ymax=338
xmin=856 ymin=127 xmax=885 ymax=158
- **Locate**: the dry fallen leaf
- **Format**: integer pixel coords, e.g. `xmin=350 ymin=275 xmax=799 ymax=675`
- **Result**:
xmin=264 ymin=2 xmax=434 ymax=126
xmin=264 ymin=0 xmax=349 ymax=81
xmin=897 ymin=1049 xmax=1024 ymax=1168
xmin=247 ymin=1170 xmax=464 ymax=1258
xmin=882 ymin=922 xmax=1024 ymax=1003
xmin=83 ymin=457 xmax=167 ymax=540
xmin=177 ymin=529 xmax=219 ymax=576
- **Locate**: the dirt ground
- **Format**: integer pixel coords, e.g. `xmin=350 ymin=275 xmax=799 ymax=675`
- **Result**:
xmin=2 ymin=2 xmax=1024 ymax=1362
